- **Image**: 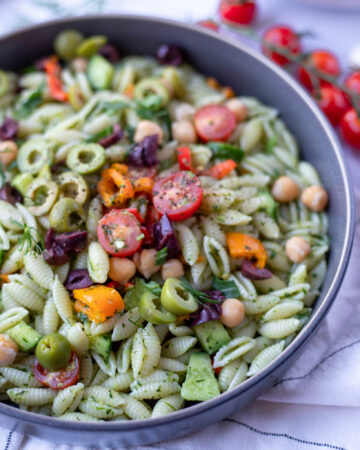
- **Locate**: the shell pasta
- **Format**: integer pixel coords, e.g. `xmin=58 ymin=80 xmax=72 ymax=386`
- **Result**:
xmin=0 ymin=31 xmax=329 ymax=421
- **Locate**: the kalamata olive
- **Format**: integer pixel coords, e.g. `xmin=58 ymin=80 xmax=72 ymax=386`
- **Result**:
xmin=128 ymin=134 xmax=159 ymax=167
xmin=0 ymin=118 xmax=19 ymax=141
xmin=98 ymin=124 xmax=123 ymax=148
xmin=98 ymin=43 xmax=120 ymax=62
xmin=156 ymin=44 xmax=183 ymax=66
xmin=65 ymin=269 xmax=93 ymax=291
xmin=0 ymin=183 xmax=22 ymax=205
xmin=241 ymin=258 xmax=273 ymax=280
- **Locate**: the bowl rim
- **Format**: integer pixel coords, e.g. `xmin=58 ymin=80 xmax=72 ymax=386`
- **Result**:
xmin=0 ymin=13 xmax=355 ymax=432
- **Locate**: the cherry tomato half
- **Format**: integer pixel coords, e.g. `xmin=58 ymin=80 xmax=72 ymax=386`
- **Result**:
xmin=298 ymin=50 xmax=341 ymax=91
xmin=153 ymin=171 xmax=203 ymax=222
xmin=33 ymin=351 xmax=79 ymax=390
xmin=340 ymin=108 xmax=360 ymax=149
xmin=317 ymin=86 xmax=351 ymax=126
xmin=262 ymin=25 xmax=301 ymax=66
xmin=219 ymin=0 xmax=257 ymax=26
xmin=194 ymin=105 xmax=236 ymax=142
xmin=345 ymin=72 xmax=360 ymax=95
xmin=97 ymin=210 xmax=143 ymax=256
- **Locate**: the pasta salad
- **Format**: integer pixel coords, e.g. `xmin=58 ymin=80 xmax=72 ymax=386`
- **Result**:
xmin=0 ymin=31 xmax=329 ymax=422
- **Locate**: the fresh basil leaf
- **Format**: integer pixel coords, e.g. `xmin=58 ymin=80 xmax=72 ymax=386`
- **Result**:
xmin=86 ymin=125 xmax=114 ymax=143
xmin=212 ymin=277 xmax=241 ymax=298
xmin=208 ymin=142 xmax=244 ymax=162
xmin=15 ymin=83 xmax=45 ymax=119
xmin=155 ymin=248 xmax=168 ymax=266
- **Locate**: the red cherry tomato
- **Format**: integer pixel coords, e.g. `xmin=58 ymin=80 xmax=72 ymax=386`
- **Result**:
xmin=345 ymin=72 xmax=360 ymax=94
xmin=153 ymin=171 xmax=203 ymax=222
xmin=298 ymin=50 xmax=341 ymax=91
xmin=219 ymin=0 xmax=257 ymax=26
xmin=317 ymin=86 xmax=351 ymax=126
xmin=140 ymin=225 xmax=153 ymax=246
xmin=194 ymin=105 xmax=236 ymax=142
xmin=177 ymin=146 xmax=195 ymax=172
xmin=262 ymin=25 xmax=301 ymax=66
xmin=340 ymin=108 xmax=360 ymax=149
xmin=125 ymin=208 xmax=145 ymax=224
xmin=97 ymin=210 xmax=143 ymax=256
xmin=197 ymin=19 xmax=219 ymax=31
xmin=33 ymin=351 xmax=79 ymax=390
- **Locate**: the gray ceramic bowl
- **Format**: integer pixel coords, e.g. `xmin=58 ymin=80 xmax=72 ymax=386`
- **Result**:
xmin=0 ymin=15 xmax=354 ymax=447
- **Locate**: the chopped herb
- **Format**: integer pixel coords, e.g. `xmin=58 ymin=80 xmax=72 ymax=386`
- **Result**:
xmin=11 ymin=220 xmax=44 ymax=254
xmin=155 ymin=247 xmax=168 ymax=266
xmin=136 ymin=233 xmax=145 ymax=241
xmin=86 ymin=125 xmax=114 ymax=143
xmin=139 ymin=279 xmax=162 ymax=297
xmin=212 ymin=277 xmax=241 ymax=298
xmin=102 ymin=100 xmax=130 ymax=115
xmin=15 ymin=82 xmax=45 ymax=119
xmin=180 ymin=277 xmax=222 ymax=305
xmin=265 ymin=135 xmax=277 ymax=153
xmin=128 ymin=317 xmax=143 ymax=328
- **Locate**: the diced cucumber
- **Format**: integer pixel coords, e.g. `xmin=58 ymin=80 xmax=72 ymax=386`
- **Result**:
xmin=181 ymin=352 xmax=220 ymax=401
xmin=257 ymin=189 xmax=277 ymax=218
xmin=87 ymin=55 xmax=114 ymax=90
xmin=89 ymin=334 xmax=111 ymax=362
xmin=6 ymin=321 xmax=42 ymax=352
xmin=193 ymin=320 xmax=230 ymax=355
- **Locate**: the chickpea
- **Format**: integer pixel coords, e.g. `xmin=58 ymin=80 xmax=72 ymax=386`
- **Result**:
xmin=134 ymin=120 xmax=164 ymax=143
xmin=285 ymin=236 xmax=311 ymax=263
xmin=161 ymin=259 xmax=184 ymax=280
xmin=134 ymin=249 xmax=161 ymax=279
xmin=171 ymin=120 xmax=197 ymax=144
xmin=301 ymin=185 xmax=329 ymax=211
xmin=220 ymin=298 xmax=245 ymax=328
xmin=0 ymin=141 xmax=18 ymax=167
xmin=72 ymin=57 xmax=88 ymax=73
xmin=108 ymin=257 xmax=136 ymax=285
xmin=173 ymin=102 xmax=196 ymax=122
xmin=0 ymin=334 xmax=18 ymax=367
xmin=225 ymin=98 xmax=248 ymax=122
xmin=271 ymin=176 xmax=300 ymax=203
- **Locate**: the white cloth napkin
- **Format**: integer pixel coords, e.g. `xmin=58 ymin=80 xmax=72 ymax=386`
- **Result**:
xmin=1 ymin=0 xmax=360 ymax=449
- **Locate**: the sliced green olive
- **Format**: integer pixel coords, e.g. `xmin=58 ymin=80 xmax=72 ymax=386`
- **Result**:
xmin=57 ymin=171 xmax=89 ymax=205
xmin=35 ymin=334 xmax=71 ymax=371
xmin=26 ymin=178 xmax=59 ymax=216
xmin=38 ymin=164 xmax=52 ymax=181
xmin=162 ymin=67 xmax=185 ymax=98
xmin=11 ymin=173 xmax=34 ymax=196
xmin=68 ymin=84 xmax=85 ymax=111
xmin=76 ymin=35 xmax=107 ymax=58
xmin=54 ymin=29 xmax=84 ymax=61
xmin=0 ymin=70 xmax=9 ymax=97
xmin=66 ymin=143 xmax=105 ymax=175
xmin=17 ymin=139 xmax=54 ymax=174
xmin=49 ymin=197 xmax=84 ymax=232
xmin=134 ymin=78 xmax=170 ymax=110
xmin=139 ymin=290 xmax=176 ymax=325
xmin=161 ymin=278 xmax=198 ymax=315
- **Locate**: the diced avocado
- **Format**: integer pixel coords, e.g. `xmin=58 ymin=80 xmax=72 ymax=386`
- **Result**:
xmin=89 ymin=334 xmax=111 ymax=362
xmin=193 ymin=320 xmax=230 ymax=355
xmin=257 ymin=189 xmax=277 ymax=218
xmin=6 ymin=321 xmax=42 ymax=352
xmin=181 ymin=352 xmax=220 ymax=401
xmin=87 ymin=54 xmax=114 ymax=90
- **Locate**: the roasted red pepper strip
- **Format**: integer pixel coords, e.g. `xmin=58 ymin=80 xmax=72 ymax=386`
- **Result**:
xmin=44 ymin=56 xmax=69 ymax=102
xmin=177 ymin=146 xmax=195 ymax=172
xmin=210 ymin=159 xmax=237 ymax=179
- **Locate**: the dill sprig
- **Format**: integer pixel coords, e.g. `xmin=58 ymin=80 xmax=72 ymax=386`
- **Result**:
xmin=180 ymin=277 xmax=222 ymax=305
xmin=11 ymin=220 xmax=44 ymax=254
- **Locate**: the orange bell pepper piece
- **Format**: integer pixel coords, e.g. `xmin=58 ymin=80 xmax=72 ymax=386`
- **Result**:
xmin=111 ymin=163 xmax=128 ymax=175
xmin=73 ymin=285 xmax=125 ymax=323
xmin=43 ymin=56 xmax=68 ymax=102
xmin=210 ymin=159 xmax=237 ymax=179
xmin=226 ymin=232 xmax=267 ymax=269
xmin=133 ymin=177 xmax=154 ymax=195
xmin=98 ymin=168 xmax=134 ymax=207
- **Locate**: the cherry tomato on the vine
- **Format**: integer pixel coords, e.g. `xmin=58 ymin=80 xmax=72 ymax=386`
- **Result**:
xmin=340 ymin=108 xmax=360 ymax=149
xmin=219 ymin=0 xmax=257 ymax=26
xmin=262 ymin=25 xmax=301 ymax=66
xmin=345 ymin=72 xmax=360 ymax=94
xmin=298 ymin=50 xmax=341 ymax=91
xmin=197 ymin=19 xmax=219 ymax=31
xmin=316 ymin=86 xmax=350 ymax=126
